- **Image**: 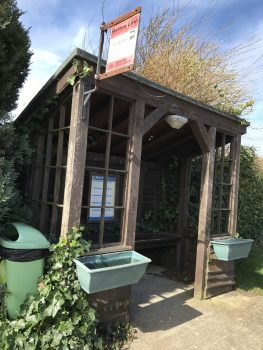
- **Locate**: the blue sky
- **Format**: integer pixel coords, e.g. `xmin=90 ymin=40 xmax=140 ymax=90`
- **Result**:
xmin=16 ymin=0 xmax=263 ymax=156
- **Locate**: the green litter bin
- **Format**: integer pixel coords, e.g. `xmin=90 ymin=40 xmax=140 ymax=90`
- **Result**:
xmin=0 ymin=222 xmax=50 ymax=319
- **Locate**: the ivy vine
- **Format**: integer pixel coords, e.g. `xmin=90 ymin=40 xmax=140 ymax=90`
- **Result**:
xmin=0 ymin=227 xmax=134 ymax=349
xmin=67 ymin=59 xmax=93 ymax=86
xmin=137 ymin=158 xmax=180 ymax=234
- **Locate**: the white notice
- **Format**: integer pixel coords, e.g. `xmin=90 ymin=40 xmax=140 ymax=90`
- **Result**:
xmin=89 ymin=175 xmax=116 ymax=220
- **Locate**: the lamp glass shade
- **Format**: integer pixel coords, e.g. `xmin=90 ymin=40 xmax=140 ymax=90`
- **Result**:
xmin=165 ymin=115 xmax=188 ymax=129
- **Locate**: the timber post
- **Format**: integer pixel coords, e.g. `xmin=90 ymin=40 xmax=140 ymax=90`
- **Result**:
xmin=228 ymin=134 xmax=242 ymax=234
xmin=61 ymin=79 xmax=90 ymax=236
xmin=122 ymin=99 xmax=145 ymax=247
xmin=194 ymin=126 xmax=216 ymax=300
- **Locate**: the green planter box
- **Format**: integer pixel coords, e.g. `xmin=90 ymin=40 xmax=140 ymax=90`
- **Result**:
xmin=74 ymin=251 xmax=151 ymax=294
xmin=211 ymin=238 xmax=254 ymax=261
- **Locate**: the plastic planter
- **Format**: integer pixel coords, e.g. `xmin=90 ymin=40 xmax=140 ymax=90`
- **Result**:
xmin=74 ymin=251 xmax=151 ymax=294
xmin=211 ymin=238 xmax=254 ymax=261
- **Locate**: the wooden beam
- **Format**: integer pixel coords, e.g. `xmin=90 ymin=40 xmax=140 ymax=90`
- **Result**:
xmin=99 ymin=96 xmax=114 ymax=247
xmin=216 ymin=134 xmax=226 ymax=235
xmin=61 ymin=79 xmax=90 ymax=236
xmin=228 ymin=134 xmax=241 ymax=234
xmin=32 ymin=133 xmax=45 ymax=202
xmin=176 ymin=157 xmax=192 ymax=273
xmin=144 ymin=135 xmax=194 ymax=160
xmin=194 ymin=126 xmax=216 ymax=300
xmin=190 ymin=121 xmax=210 ymax=153
xmin=136 ymin=162 xmax=145 ymax=221
xmin=142 ymin=129 xmax=178 ymax=157
xmin=39 ymin=118 xmax=54 ymax=232
xmin=96 ymin=76 xmax=246 ymax=135
xmin=56 ymin=65 xmax=77 ymax=95
xmin=50 ymin=105 xmax=66 ymax=235
xmin=160 ymin=138 xmax=200 ymax=159
xmin=99 ymin=65 xmax=134 ymax=81
xmin=122 ymin=99 xmax=145 ymax=247
xmin=101 ymin=6 xmax=141 ymax=30
xmin=143 ymin=107 xmax=167 ymax=135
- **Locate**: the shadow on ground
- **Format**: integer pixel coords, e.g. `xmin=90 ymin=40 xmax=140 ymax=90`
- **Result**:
xmin=131 ymin=264 xmax=202 ymax=332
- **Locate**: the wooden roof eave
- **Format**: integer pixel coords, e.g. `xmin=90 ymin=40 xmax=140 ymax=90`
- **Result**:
xmin=96 ymin=75 xmax=247 ymax=136
xmin=15 ymin=48 xmax=248 ymax=136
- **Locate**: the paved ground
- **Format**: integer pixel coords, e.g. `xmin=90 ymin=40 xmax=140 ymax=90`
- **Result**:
xmin=129 ymin=265 xmax=263 ymax=350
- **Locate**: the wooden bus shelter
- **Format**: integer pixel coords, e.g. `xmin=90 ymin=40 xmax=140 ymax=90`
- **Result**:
xmin=16 ymin=48 xmax=247 ymax=310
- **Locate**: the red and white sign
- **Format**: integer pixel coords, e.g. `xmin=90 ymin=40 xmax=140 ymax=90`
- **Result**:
xmin=106 ymin=13 xmax=140 ymax=74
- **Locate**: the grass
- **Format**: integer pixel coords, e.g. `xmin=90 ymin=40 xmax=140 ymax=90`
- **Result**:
xmin=235 ymin=244 xmax=263 ymax=295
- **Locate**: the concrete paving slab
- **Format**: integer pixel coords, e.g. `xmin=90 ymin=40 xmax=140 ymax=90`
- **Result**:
xmin=129 ymin=265 xmax=263 ymax=350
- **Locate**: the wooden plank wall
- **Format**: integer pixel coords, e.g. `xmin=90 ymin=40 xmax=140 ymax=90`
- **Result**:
xmin=89 ymin=286 xmax=131 ymax=323
xmin=205 ymin=244 xmax=235 ymax=298
xmin=183 ymin=227 xmax=198 ymax=275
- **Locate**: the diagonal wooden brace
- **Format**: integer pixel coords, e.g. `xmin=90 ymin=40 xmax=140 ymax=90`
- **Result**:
xmin=190 ymin=121 xmax=211 ymax=152
xmin=143 ymin=107 xmax=167 ymax=135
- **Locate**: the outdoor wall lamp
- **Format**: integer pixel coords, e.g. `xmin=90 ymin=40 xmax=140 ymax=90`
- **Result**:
xmin=164 ymin=115 xmax=188 ymax=129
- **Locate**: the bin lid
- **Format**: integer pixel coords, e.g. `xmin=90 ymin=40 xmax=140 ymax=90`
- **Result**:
xmin=0 ymin=222 xmax=50 ymax=249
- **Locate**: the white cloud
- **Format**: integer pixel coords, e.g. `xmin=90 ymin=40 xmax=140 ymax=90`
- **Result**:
xmin=14 ymin=49 xmax=62 ymax=117
xmin=14 ymin=16 xmax=99 ymax=117
xmin=14 ymin=0 xmax=263 ymax=161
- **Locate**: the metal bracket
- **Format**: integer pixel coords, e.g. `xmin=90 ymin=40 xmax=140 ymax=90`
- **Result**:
xmin=81 ymin=80 xmax=97 ymax=121
xmin=84 ymin=87 xmax=97 ymax=106
xmin=94 ymin=22 xmax=106 ymax=80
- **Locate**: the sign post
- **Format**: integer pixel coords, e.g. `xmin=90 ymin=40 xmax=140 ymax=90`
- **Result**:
xmin=95 ymin=6 xmax=141 ymax=80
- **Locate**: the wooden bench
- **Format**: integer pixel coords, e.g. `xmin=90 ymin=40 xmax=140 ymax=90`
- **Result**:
xmin=135 ymin=232 xmax=181 ymax=250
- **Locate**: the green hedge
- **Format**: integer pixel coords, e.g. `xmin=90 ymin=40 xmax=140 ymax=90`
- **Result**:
xmin=237 ymin=146 xmax=263 ymax=241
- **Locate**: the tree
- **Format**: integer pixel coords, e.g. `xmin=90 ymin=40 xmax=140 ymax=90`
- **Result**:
xmin=0 ymin=0 xmax=32 ymax=226
xmin=0 ymin=0 xmax=31 ymax=120
xmin=136 ymin=9 xmax=253 ymax=115
xmin=0 ymin=122 xmax=32 ymax=226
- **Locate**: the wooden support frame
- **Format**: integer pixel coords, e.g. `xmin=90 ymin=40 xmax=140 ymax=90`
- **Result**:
xmin=142 ymin=107 xmax=167 ymax=135
xmin=98 ymin=96 xmax=114 ymax=247
xmin=39 ymin=118 xmax=54 ymax=232
xmin=32 ymin=133 xmax=45 ymax=202
xmin=216 ymin=134 xmax=226 ymax=235
xmin=122 ymin=99 xmax=145 ymax=247
xmin=101 ymin=6 xmax=141 ymax=30
xmin=56 ymin=65 xmax=77 ymax=95
xmin=190 ymin=121 xmax=210 ymax=153
xmin=194 ymin=126 xmax=216 ymax=300
xmin=50 ymin=105 xmax=66 ymax=234
xmin=61 ymin=79 xmax=91 ymax=236
xmin=228 ymin=134 xmax=241 ymax=234
xmin=96 ymin=76 xmax=247 ymax=135
xmin=176 ymin=157 xmax=192 ymax=273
